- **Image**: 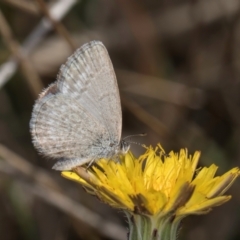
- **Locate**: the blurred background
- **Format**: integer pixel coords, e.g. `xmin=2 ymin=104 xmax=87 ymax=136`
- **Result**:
xmin=0 ymin=0 xmax=240 ymax=239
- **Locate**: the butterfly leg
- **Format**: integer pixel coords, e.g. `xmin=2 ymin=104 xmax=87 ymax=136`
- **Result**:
xmin=86 ymin=158 xmax=96 ymax=169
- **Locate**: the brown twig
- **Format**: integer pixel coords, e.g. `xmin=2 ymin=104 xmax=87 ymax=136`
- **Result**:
xmin=0 ymin=0 xmax=77 ymax=89
xmin=24 ymin=182 xmax=126 ymax=240
xmin=0 ymin=0 xmax=238 ymax=88
xmin=0 ymin=144 xmax=126 ymax=240
xmin=0 ymin=9 xmax=43 ymax=97
xmin=121 ymin=95 xmax=169 ymax=138
xmin=0 ymin=144 xmax=60 ymax=190
xmin=117 ymin=70 xmax=205 ymax=109
xmin=1 ymin=0 xmax=40 ymax=15
xmin=116 ymin=0 xmax=159 ymax=75
xmin=36 ymin=0 xmax=76 ymax=51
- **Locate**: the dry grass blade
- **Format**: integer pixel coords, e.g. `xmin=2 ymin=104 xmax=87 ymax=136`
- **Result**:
xmin=1 ymin=0 xmax=39 ymax=15
xmin=116 ymin=0 xmax=158 ymax=75
xmin=156 ymin=0 xmax=239 ymax=37
xmin=0 ymin=0 xmax=78 ymax=89
xmin=0 ymin=144 xmax=127 ymax=240
xmin=121 ymin=95 xmax=169 ymax=138
xmin=36 ymin=0 xmax=76 ymax=51
xmin=0 ymin=9 xmax=43 ymax=97
xmin=0 ymin=144 xmax=60 ymax=190
xmin=118 ymin=70 xmax=206 ymax=109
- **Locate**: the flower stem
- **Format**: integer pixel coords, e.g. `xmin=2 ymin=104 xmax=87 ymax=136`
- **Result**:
xmin=125 ymin=212 xmax=180 ymax=240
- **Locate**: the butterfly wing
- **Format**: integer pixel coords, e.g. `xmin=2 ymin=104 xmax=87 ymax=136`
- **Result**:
xmin=30 ymin=41 xmax=122 ymax=170
xmin=30 ymin=86 xmax=110 ymax=170
xmin=57 ymin=41 xmax=122 ymax=144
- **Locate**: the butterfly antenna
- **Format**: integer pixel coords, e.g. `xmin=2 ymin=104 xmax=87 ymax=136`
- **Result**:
xmin=126 ymin=141 xmax=145 ymax=147
xmin=122 ymin=133 xmax=147 ymax=148
xmin=123 ymin=133 xmax=147 ymax=141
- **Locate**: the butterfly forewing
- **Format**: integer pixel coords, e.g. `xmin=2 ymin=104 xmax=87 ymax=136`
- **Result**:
xmin=57 ymin=41 xmax=122 ymax=143
xmin=30 ymin=41 xmax=122 ymax=170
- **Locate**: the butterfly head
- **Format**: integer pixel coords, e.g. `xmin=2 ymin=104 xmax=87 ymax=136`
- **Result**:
xmin=119 ymin=133 xmax=147 ymax=155
xmin=120 ymin=140 xmax=131 ymax=154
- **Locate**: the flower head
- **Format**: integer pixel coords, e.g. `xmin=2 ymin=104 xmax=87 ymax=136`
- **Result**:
xmin=62 ymin=144 xmax=239 ymax=219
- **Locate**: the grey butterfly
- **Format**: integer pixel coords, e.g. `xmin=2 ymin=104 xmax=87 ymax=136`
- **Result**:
xmin=30 ymin=41 xmax=130 ymax=171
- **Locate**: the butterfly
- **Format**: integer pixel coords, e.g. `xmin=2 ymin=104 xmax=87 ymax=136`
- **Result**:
xmin=30 ymin=41 xmax=130 ymax=170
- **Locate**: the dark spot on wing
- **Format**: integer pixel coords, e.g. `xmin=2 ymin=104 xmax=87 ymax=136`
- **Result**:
xmin=40 ymin=84 xmax=59 ymax=99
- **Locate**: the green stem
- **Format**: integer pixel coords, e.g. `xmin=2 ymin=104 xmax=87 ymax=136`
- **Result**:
xmin=125 ymin=212 xmax=181 ymax=240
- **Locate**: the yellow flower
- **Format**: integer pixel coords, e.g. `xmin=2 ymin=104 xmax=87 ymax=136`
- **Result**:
xmin=62 ymin=144 xmax=239 ymax=219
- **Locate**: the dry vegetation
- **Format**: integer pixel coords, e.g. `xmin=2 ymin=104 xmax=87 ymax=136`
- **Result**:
xmin=0 ymin=0 xmax=240 ymax=239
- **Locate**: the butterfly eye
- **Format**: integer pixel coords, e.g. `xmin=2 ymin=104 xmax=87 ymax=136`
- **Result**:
xmin=120 ymin=141 xmax=130 ymax=154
